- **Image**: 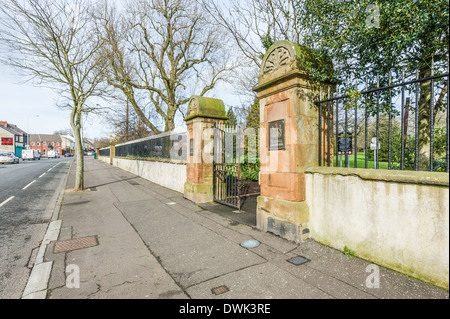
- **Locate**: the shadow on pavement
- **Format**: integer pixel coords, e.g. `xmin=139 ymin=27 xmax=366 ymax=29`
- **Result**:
xmin=198 ymin=195 xmax=258 ymax=228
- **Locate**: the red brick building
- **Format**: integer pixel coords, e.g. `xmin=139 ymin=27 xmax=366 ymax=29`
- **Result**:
xmin=29 ymin=134 xmax=63 ymax=157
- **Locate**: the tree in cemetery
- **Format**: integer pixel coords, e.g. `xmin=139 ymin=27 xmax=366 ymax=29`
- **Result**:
xmin=99 ymin=0 xmax=237 ymax=135
xmin=226 ymin=107 xmax=238 ymax=127
xmin=0 ymin=0 xmax=107 ymax=190
xmin=299 ymin=0 xmax=449 ymax=170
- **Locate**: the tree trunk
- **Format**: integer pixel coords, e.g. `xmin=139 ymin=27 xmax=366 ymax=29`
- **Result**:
xmin=418 ymin=65 xmax=432 ymax=171
xmin=165 ymin=104 xmax=177 ymax=132
xmin=71 ymin=110 xmax=84 ymax=191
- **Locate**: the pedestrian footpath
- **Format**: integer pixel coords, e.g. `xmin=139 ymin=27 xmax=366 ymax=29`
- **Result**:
xmin=30 ymin=158 xmax=448 ymax=300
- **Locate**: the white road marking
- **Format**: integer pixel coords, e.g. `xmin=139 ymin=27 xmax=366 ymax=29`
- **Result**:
xmin=39 ymin=173 xmax=46 ymax=178
xmin=23 ymin=180 xmax=36 ymax=190
xmin=0 ymin=196 xmax=15 ymax=208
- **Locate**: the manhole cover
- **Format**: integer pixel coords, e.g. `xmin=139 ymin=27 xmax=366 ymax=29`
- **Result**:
xmin=54 ymin=236 xmax=99 ymax=254
xmin=240 ymin=239 xmax=260 ymax=248
xmin=287 ymin=255 xmax=310 ymax=266
xmin=211 ymin=285 xmax=229 ymax=296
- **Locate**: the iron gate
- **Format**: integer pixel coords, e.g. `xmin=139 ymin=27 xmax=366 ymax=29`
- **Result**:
xmin=212 ymin=123 xmax=242 ymax=210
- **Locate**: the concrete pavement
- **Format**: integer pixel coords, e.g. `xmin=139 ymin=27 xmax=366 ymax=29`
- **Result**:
xmin=25 ymin=158 xmax=448 ymax=301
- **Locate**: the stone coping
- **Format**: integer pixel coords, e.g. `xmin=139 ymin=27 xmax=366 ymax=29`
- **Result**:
xmin=99 ymin=155 xmax=186 ymax=165
xmin=306 ymin=166 xmax=449 ymax=187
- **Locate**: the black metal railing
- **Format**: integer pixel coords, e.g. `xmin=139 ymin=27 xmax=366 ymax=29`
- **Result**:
xmin=115 ymin=132 xmax=187 ymax=161
xmin=99 ymin=147 xmax=110 ymax=157
xmin=213 ymin=123 xmax=242 ymax=210
xmin=316 ymin=68 xmax=449 ymax=173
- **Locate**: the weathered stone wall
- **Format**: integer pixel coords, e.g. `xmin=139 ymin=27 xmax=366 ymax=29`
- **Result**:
xmin=98 ymin=156 xmax=186 ymax=194
xmin=305 ymin=167 xmax=449 ymax=290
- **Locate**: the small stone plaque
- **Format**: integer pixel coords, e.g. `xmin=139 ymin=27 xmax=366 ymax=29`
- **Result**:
xmin=268 ymin=119 xmax=286 ymax=150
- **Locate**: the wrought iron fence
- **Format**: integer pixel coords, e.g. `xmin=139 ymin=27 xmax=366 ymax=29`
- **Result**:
xmin=114 ymin=131 xmax=187 ymax=161
xmin=212 ymin=122 xmax=261 ymax=210
xmin=316 ymin=67 xmax=449 ymax=173
xmin=99 ymin=147 xmax=110 ymax=157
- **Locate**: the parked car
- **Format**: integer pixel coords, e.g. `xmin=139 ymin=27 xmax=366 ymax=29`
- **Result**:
xmin=64 ymin=153 xmax=74 ymax=157
xmin=0 ymin=152 xmax=19 ymax=164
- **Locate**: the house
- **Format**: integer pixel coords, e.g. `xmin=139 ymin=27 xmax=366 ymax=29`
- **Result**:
xmin=0 ymin=121 xmax=27 ymax=157
xmin=29 ymin=134 xmax=63 ymax=157
xmin=83 ymin=137 xmax=94 ymax=151
xmin=60 ymin=134 xmax=76 ymax=154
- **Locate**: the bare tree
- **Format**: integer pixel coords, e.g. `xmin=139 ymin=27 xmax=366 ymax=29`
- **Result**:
xmin=200 ymin=0 xmax=309 ymax=112
xmin=0 ymin=0 xmax=107 ymax=190
xmin=106 ymin=98 xmax=153 ymax=143
xmin=99 ymin=0 xmax=237 ymax=134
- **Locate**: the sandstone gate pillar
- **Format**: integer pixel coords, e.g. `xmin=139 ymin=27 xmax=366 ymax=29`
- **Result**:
xmin=253 ymin=40 xmax=333 ymax=243
xmin=184 ymin=96 xmax=228 ymax=204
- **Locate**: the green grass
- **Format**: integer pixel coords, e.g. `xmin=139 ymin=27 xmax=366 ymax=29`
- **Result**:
xmin=334 ymin=153 xmax=390 ymax=170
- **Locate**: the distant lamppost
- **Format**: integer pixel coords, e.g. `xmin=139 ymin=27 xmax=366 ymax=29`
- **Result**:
xmin=27 ymin=114 xmax=39 ymax=145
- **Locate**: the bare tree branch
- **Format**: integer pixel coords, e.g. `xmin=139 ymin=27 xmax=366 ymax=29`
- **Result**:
xmin=99 ymin=0 xmax=238 ymax=133
xmin=0 ymin=0 xmax=108 ymax=191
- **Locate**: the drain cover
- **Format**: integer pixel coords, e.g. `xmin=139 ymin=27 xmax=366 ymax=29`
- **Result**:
xmin=287 ymin=255 xmax=310 ymax=266
xmin=211 ymin=285 xmax=229 ymax=296
xmin=240 ymin=239 xmax=260 ymax=248
xmin=54 ymin=236 xmax=99 ymax=254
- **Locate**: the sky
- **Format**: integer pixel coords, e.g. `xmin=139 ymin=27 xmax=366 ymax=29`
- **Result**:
xmin=0 ymin=0 xmax=251 ymax=141
xmin=0 ymin=63 xmax=112 ymax=140
xmin=0 ymin=62 xmax=246 ymax=141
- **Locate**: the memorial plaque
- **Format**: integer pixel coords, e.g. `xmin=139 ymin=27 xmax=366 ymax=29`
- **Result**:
xmin=268 ymin=119 xmax=286 ymax=150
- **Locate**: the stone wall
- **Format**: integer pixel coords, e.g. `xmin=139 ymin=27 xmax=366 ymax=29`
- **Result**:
xmin=98 ymin=156 xmax=186 ymax=194
xmin=305 ymin=167 xmax=449 ymax=290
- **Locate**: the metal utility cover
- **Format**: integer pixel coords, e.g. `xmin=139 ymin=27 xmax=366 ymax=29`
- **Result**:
xmin=287 ymin=256 xmax=310 ymax=266
xmin=240 ymin=239 xmax=260 ymax=248
xmin=54 ymin=236 xmax=99 ymax=254
xmin=211 ymin=285 xmax=229 ymax=296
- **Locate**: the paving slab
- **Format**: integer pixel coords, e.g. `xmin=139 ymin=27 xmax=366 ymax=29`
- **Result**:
xmin=115 ymin=200 xmax=266 ymax=289
xmin=40 ymin=158 xmax=449 ymax=300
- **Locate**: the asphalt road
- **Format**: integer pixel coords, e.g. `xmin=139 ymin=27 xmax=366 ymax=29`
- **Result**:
xmin=0 ymin=157 xmax=71 ymax=298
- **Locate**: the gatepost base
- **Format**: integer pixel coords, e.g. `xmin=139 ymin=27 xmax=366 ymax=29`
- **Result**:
xmin=184 ymin=182 xmax=213 ymax=204
xmin=256 ymin=195 xmax=310 ymax=244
